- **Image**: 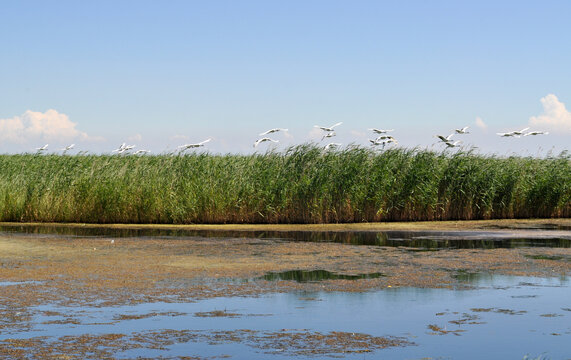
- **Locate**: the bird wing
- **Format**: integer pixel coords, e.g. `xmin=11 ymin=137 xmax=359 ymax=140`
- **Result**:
xmin=330 ymin=122 xmax=343 ymax=129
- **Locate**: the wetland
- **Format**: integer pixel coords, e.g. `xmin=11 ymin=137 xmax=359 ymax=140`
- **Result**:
xmin=0 ymin=219 xmax=570 ymax=359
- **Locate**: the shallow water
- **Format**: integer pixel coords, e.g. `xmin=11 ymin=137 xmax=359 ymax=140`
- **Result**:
xmin=1 ymin=224 xmax=570 ymax=249
xmin=2 ymin=275 xmax=569 ymax=359
xmin=1 ymin=225 xmax=570 ymax=358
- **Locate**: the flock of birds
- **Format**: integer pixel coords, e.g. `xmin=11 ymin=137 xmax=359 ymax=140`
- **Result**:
xmin=32 ymin=124 xmax=549 ymax=154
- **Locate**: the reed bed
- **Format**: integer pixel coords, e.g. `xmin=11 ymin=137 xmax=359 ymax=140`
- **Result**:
xmin=0 ymin=146 xmax=569 ymax=224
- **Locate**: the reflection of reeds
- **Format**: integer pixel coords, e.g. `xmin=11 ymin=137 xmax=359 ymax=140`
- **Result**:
xmin=0 ymin=146 xmax=569 ymax=223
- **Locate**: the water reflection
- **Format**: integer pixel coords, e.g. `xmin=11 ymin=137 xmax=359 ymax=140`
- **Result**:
xmin=0 ymin=224 xmax=570 ymax=249
xmin=260 ymin=270 xmax=385 ymax=282
xmin=2 ymin=275 xmax=569 ymax=359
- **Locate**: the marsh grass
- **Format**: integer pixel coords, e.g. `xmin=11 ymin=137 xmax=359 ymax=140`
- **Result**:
xmin=0 ymin=146 xmax=569 ymax=224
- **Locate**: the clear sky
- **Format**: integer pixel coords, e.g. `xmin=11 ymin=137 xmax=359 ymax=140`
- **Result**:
xmin=1 ymin=0 xmax=570 ymax=155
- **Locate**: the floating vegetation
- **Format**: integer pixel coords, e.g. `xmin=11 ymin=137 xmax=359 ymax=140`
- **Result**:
xmin=539 ymin=313 xmax=563 ymax=318
xmin=0 ymin=146 xmax=569 ymax=224
xmin=194 ymin=310 xmax=241 ymax=318
xmin=0 ymin=329 xmax=413 ymax=359
xmin=112 ymin=311 xmax=186 ymax=321
xmin=525 ymin=254 xmax=568 ymax=261
xmin=260 ymin=270 xmax=385 ymax=282
xmin=471 ymin=308 xmax=527 ymax=315
xmin=427 ymin=324 xmax=466 ymax=336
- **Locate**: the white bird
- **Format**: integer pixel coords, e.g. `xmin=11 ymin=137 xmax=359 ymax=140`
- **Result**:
xmin=369 ymin=139 xmax=386 ymax=146
xmin=314 ymin=122 xmax=343 ymax=132
xmin=368 ymin=128 xmax=394 ymax=134
xmin=497 ymin=131 xmax=516 ymax=137
xmin=497 ymin=127 xmax=530 ymax=138
xmin=254 ymin=137 xmax=279 ymax=147
xmin=444 ymin=140 xmax=462 ymax=148
xmin=324 ymin=142 xmax=341 ymax=150
xmin=134 ymin=149 xmax=151 ymax=154
xmin=435 ymin=134 xmax=454 ymax=143
xmin=178 ymin=138 xmax=212 ymax=151
xmin=61 ymin=144 xmax=75 ymax=152
xmin=112 ymin=143 xmax=127 ymax=153
xmin=36 ymin=144 xmax=48 ymax=152
xmin=523 ymin=131 xmax=549 ymax=136
xmin=512 ymin=127 xmax=530 ymax=136
xmin=259 ymin=128 xmax=288 ymax=136
xmin=455 ymin=126 xmax=470 ymax=134
xmin=322 ymin=131 xmax=336 ymax=141
xmin=375 ymin=135 xmax=396 ymax=142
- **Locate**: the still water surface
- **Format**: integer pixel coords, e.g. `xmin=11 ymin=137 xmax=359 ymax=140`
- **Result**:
xmin=1 ymin=224 xmax=570 ymax=358
xmin=2 ymin=275 xmax=569 ymax=359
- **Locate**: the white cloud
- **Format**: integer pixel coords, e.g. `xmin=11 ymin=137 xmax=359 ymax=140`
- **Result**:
xmin=475 ymin=116 xmax=487 ymax=130
xmin=0 ymin=109 xmax=91 ymax=143
xmin=529 ymin=94 xmax=571 ymax=133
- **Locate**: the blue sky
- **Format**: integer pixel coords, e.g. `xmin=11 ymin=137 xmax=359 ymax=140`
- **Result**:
xmin=1 ymin=0 xmax=570 ymax=154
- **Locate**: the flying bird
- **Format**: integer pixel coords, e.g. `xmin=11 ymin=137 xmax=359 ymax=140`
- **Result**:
xmin=259 ymin=128 xmax=288 ymax=136
xmin=322 ymin=131 xmax=336 ymax=141
xmin=61 ymin=144 xmax=75 ymax=152
xmin=369 ymin=139 xmax=387 ymax=147
xmin=324 ymin=142 xmax=341 ymax=150
xmin=444 ymin=140 xmax=462 ymax=148
xmin=375 ymin=135 xmax=396 ymax=142
xmin=368 ymin=128 xmax=394 ymax=134
xmin=112 ymin=143 xmax=127 ymax=153
xmin=497 ymin=131 xmax=516 ymax=137
xmin=253 ymin=137 xmax=279 ymax=147
xmin=36 ymin=144 xmax=48 ymax=152
xmin=511 ymin=127 xmax=530 ymax=136
xmin=523 ymin=131 xmax=549 ymax=136
xmin=314 ymin=122 xmax=343 ymax=132
xmin=435 ymin=134 xmax=454 ymax=143
xmin=178 ymin=138 xmax=212 ymax=151
xmin=134 ymin=149 xmax=151 ymax=154
xmin=497 ymin=127 xmax=530 ymax=138
xmin=455 ymin=126 xmax=470 ymax=134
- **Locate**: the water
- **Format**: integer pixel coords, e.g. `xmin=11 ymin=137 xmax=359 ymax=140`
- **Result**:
xmin=1 ymin=223 xmax=570 ymax=249
xmin=2 ymin=275 xmax=569 ymax=359
xmin=1 ymin=224 xmax=570 ymax=358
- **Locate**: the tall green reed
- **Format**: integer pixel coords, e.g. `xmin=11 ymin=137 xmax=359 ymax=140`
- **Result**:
xmin=0 ymin=146 xmax=568 ymax=224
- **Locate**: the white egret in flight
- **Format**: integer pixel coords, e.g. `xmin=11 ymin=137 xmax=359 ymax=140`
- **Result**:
xmin=321 ymin=131 xmax=336 ymax=141
xmin=36 ymin=144 xmax=48 ymax=152
xmin=61 ymin=144 xmax=75 ymax=152
xmin=254 ymin=137 xmax=279 ymax=147
xmin=112 ymin=143 xmax=127 ymax=153
xmin=178 ymin=138 xmax=212 ymax=151
xmin=523 ymin=131 xmax=549 ymax=136
xmin=455 ymin=126 xmax=470 ymax=134
xmin=511 ymin=127 xmax=530 ymax=136
xmin=134 ymin=149 xmax=151 ymax=154
xmin=314 ymin=122 xmax=343 ymax=132
xmin=375 ymin=135 xmax=396 ymax=142
xmin=368 ymin=128 xmax=394 ymax=134
xmin=324 ymin=142 xmax=341 ymax=150
xmin=259 ymin=128 xmax=288 ymax=136
xmin=497 ymin=131 xmax=516 ymax=137
xmin=497 ymin=127 xmax=530 ymax=138
xmin=444 ymin=140 xmax=462 ymax=148
xmin=435 ymin=134 xmax=454 ymax=143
